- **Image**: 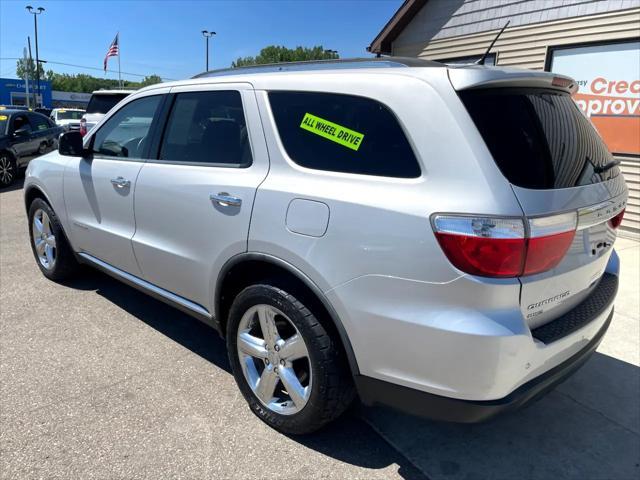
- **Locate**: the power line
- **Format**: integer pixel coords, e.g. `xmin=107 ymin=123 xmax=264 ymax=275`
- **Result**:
xmin=0 ymin=57 xmax=176 ymax=81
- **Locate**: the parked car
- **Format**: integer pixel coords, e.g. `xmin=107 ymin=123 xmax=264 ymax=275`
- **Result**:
xmin=35 ymin=107 xmax=52 ymax=117
xmin=24 ymin=58 xmax=626 ymax=434
xmin=80 ymin=89 xmax=133 ymax=136
xmin=50 ymin=108 xmax=85 ymax=131
xmin=0 ymin=109 xmax=63 ymax=187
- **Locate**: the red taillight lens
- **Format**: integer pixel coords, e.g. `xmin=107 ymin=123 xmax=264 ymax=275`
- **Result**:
xmin=523 ymin=230 xmax=575 ymax=275
xmin=79 ymin=118 xmax=87 ymax=136
xmin=432 ymin=212 xmax=577 ymax=278
xmin=435 ymin=233 xmax=525 ymax=277
xmin=609 ymin=209 xmax=625 ymax=229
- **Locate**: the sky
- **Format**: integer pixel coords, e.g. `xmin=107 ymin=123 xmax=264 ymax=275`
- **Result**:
xmin=0 ymin=0 xmax=402 ymax=82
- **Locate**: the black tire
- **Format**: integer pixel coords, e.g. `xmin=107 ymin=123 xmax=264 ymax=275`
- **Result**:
xmin=227 ymin=284 xmax=355 ymax=434
xmin=0 ymin=152 xmax=17 ymax=187
xmin=28 ymin=197 xmax=80 ymax=281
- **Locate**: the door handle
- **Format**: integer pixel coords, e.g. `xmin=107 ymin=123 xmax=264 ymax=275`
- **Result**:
xmin=210 ymin=192 xmax=242 ymax=207
xmin=110 ymin=176 xmax=131 ymax=188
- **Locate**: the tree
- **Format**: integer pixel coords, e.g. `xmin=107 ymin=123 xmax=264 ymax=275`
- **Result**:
xmin=139 ymin=75 xmax=162 ymax=87
xmin=16 ymin=58 xmax=44 ymax=81
xmin=232 ymin=45 xmax=339 ymax=68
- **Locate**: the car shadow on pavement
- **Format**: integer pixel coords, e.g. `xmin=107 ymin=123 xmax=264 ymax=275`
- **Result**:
xmin=0 ymin=177 xmax=25 ymax=193
xmin=63 ymin=269 xmax=426 ymax=480
xmin=364 ymin=351 xmax=640 ymax=480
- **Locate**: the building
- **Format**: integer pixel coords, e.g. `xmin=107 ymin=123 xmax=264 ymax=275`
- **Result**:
xmin=51 ymin=91 xmax=91 ymax=109
xmin=369 ymin=0 xmax=640 ymax=236
xmin=0 ymin=77 xmax=51 ymax=108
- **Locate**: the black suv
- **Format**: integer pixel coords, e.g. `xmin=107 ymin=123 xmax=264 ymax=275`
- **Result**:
xmin=0 ymin=109 xmax=63 ymax=187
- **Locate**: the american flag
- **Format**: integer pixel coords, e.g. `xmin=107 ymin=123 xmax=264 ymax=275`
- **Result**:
xmin=103 ymin=34 xmax=119 ymax=71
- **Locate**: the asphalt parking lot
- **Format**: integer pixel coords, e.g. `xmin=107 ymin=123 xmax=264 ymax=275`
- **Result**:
xmin=1 ymin=179 xmax=639 ymax=479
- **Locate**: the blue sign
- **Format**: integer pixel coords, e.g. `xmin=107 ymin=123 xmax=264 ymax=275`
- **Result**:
xmin=0 ymin=77 xmax=52 ymax=107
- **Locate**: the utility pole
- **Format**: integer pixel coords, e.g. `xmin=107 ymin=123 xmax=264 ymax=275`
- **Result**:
xmin=26 ymin=6 xmax=45 ymax=107
xmin=202 ymin=30 xmax=216 ymax=71
xmin=27 ymin=36 xmax=36 ymax=108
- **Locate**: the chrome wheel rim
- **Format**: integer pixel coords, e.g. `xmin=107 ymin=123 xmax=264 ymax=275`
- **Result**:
xmin=32 ymin=209 xmax=56 ymax=270
xmin=237 ymin=304 xmax=312 ymax=415
xmin=0 ymin=156 xmax=13 ymax=185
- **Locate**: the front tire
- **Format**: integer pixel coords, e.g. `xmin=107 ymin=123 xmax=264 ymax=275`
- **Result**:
xmin=227 ymin=284 xmax=354 ymax=434
xmin=28 ymin=198 xmax=80 ymax=281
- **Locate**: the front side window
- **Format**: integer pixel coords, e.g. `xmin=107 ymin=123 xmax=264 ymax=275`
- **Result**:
xmin=93 ymin=95 xmax=161 ymax=159
xmin=11 ymin=114 xmax=32 ymax=134
xmin=159 ymin=90 xmax=252 ymax=166
xmin=268 ymin=91 xmax=420 ymax=178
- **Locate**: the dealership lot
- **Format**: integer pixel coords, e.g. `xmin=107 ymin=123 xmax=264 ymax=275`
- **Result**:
xmin=1 ymin=180 xmax=639 ymax=479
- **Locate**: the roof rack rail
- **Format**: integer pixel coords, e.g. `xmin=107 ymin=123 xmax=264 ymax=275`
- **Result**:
xmin=192 ymin=56 xmax=443 ymax=78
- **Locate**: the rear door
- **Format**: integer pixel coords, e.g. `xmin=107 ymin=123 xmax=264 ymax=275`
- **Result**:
xmin=459 ymin=87 xmax=627 ymax=328
xmin=131 ymin=83 xmax=269 ymax=312
xmin=64 ymin=90 xmax=167 ymax=275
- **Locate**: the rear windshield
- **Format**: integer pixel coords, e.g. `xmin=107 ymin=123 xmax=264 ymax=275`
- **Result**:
xmin=86 ymin=93 xmax=130 ymax=114
xmin=460 ymin=89 xmax=620 ymax=189
xmin=57 ymin=110 xmax=84 ymax=120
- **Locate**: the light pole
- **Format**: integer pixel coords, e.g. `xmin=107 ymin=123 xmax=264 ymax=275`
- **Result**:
xmin=202 ymin=30 xmax=216 ymax=71
xmin=26 ymin=6 xmax=44 ymax=107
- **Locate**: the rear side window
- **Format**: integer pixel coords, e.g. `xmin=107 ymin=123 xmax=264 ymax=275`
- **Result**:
xmin=268 ymin=91 xmax=420 ymax=178
xmin=460 ymin=89 xmax=620 ymax=189
xmin=86 ymin=93 xmax=130 ymax=114
xmin=28 ymin=113 xmax=51 ymax=131
xmin=159 ymin=91 xmax=252 ymax=166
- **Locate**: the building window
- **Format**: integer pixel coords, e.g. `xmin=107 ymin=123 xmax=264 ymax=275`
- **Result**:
xmin=548 ymin=40 xmax=640 ymax=156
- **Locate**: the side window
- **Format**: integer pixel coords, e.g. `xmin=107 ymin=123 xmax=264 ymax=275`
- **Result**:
xmin=28 ymin=114 xmax=51 ymax=132
xmin=268 ymin=91 xmax=421 ymax=178
xmin=11 ymin=114 xmax=32 ymax=134
xmin=159 ymin=90 xmax=252 ymax=166
xmin=92 ymin=95 xmax=161 ymax=159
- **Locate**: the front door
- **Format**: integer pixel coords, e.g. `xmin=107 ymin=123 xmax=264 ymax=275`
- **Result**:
xmin=132 ymin=84 xmax=269 ymax=311
xmin=63 ymin=92 xmax=166 ymax=276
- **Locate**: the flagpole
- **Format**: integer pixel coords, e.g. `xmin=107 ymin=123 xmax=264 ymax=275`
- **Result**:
xmin=117 ymin=32 xmax=122 ymax=88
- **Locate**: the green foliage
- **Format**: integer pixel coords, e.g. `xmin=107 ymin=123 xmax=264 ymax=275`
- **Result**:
xmin=17 ymin=59 xmax=164 ymax=93
xmin=16 ymin=58 xmax=45 ymax=80
xmin=232 ymin=45 xmax=339 ymax=68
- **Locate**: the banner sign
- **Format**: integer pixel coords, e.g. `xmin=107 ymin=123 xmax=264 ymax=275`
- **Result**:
xmin=550 ymin=41 xmax=640 ymax=155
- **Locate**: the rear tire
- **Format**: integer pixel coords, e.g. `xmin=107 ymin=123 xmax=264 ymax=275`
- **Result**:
xmin=0 ymin=152 xmax=17 ymax=187
xmin=28 ymin=198 xmax=80 ymax=281
xmin=227 ymin=284 xmax=355 ymax=434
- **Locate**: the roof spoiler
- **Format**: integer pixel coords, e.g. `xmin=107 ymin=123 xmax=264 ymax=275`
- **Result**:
xmin=448 ymin=67 xmax=578 ymax=95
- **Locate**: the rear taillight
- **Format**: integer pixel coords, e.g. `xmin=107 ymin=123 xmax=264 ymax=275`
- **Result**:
xmin=432 ymin=212 xmax=577 ymax=278
xmin=609 ymin=209 xmax=625 ymax=229
xmin=79 ymin=118 xmax=87 ymax=136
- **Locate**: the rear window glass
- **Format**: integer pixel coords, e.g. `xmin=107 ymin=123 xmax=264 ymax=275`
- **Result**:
xmin=460 ymin=89 xmax=620 ymax=189
xmin=86 ymin=93 xmax=130 ymax=114
xmin=268 ymin=91 xmax=420 ymax=178
xmin=57 ymin=110 xmax=84 ymax=120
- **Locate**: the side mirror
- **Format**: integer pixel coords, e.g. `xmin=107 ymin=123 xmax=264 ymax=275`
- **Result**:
xmin=14 ymin=126 xmax=31 ymax=137
xmin=59 ymin=131 xmax=89 ymax=157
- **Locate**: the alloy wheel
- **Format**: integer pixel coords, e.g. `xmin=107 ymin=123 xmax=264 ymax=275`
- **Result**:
xmin=32 ymin=209 xmax=56 ymax=270
xmin=237 ymin=304 xmax=312 ymax=415
xmin=0 ymin=155 xmax=14 ymax=186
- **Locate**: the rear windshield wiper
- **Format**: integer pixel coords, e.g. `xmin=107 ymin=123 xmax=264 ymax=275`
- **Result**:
xmin=593 ymin=159 xmax=620 ymax=173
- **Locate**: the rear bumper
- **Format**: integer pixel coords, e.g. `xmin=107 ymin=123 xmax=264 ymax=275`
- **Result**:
xmin=356 ymin=307 xmax=613 ymax=422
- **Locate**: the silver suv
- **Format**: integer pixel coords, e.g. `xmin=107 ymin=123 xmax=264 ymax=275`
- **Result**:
xmin=24 ymin=58 xmax=627 ymax=434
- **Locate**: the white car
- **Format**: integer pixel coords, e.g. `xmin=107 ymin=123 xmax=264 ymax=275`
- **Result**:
xmin=23 ymin=58 xmax=626 ymax=434
xmin=50 ymin=108 xmax=85 ymax=131
xmin=80 ymin=89 xmax=133 ymax=136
